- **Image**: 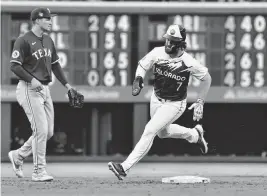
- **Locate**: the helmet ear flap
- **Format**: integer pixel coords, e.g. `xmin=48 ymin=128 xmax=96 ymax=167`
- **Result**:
xmin=178 ymin=25 xmax=186 ymax=41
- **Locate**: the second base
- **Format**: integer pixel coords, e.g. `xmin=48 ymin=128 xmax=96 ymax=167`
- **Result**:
xmin=162 ymin=175 xmax=211 ymax=184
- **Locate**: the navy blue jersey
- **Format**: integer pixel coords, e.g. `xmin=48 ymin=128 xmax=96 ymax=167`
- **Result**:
xmin=138 ymin=47 xmax=208 ymax=101
xmin=10 ymin=31 xmax=59 ymax=83
xmin=153 ymin=59 xmax=190 ymax=100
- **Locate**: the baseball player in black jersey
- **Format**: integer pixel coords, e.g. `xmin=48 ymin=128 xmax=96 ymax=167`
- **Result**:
xmin=108 ymin=24 xmax=212 ymax=180
xmin=8 ymin=7 xmax=84 ymax=182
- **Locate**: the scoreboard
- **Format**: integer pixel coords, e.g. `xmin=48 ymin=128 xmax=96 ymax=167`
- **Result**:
xmin=147 ymin=14 xmax=267 ymax=88
xmin=2 ymin=2 xmax=267 ymax=103
xmin=9 ymin=13 xmax=133 ymax=87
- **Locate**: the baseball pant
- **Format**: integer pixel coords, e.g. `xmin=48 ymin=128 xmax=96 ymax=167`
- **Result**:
xmin=121 ymin=91 xmax=199 ymax=173
xmin=16 ymin=80 xmax=54 ymax=172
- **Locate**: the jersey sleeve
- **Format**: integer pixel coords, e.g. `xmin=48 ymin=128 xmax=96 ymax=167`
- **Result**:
xmin=138 ymin=48 xmax=158 ymax=71
xmin=10 ymin=37 xmax=28 ymax=65
xmin=183 ymin=53 xmax=208 ymax=80
xmin=51 ymin=38 xmax=60 ymax=65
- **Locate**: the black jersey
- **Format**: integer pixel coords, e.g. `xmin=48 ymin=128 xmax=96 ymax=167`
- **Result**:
xmin=139 ymin=47 xmax=208 ymax=101
xmin=10 ymin=31 xmax=59 ymax=83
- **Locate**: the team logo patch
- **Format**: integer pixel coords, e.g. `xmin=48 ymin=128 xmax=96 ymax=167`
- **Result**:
xmin=39 ymin=12 xmax=43 ymax=17
xmin=170 ymin=29 xmax=176 ymax=35
xmin=12 ymin=50 xmax=20 ymax=58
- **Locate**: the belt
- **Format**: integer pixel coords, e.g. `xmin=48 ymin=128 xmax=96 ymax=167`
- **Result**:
xmin=156 ymin=95 xmax=184 ymax=103
xmin=40 ymin=80 xmax=50 ymax=85
xmin=156 ymin=95 xmax=170 ymax=103
xmin=19 ymin=79 xmax=50 ymax=85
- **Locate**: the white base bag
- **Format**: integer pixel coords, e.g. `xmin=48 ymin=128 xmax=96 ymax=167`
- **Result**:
xmin=162 ymin=175 xmax=211 ymax=184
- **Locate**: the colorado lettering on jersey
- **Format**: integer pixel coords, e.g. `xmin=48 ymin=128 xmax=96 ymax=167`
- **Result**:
xmin=138 ymin=47 xmax=208 ymax=100
xmin=155 ymin=67 xmax=186 ymax=81
xmin=32 ymin=48 xmax=52 ymax=60
xmin=153 ymin=59 xmax=191 ymax=101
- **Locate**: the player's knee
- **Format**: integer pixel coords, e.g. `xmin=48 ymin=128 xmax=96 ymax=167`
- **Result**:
xmin=143 ymin=124 xmax=156 ymax=137
xmin=157 ymin=129 xmax=168 ymax=139
xmin=157 ymin=132 xmax=166 ymax=139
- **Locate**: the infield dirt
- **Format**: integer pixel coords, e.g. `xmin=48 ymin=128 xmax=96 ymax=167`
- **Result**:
xmin=1 ymin=162 xmax=267 ymax=196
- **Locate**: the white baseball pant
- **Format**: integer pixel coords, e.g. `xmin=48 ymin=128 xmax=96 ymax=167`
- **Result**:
xmin=121 ymin=91 xmax=199 ymax=173
xmin=16 ymin=80 xmax=54 ymax=171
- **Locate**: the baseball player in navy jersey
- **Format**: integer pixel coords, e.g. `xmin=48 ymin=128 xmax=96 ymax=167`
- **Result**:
xmin=108 ymin=24 xmax=212 ymax=180
xmin=8 ymin=7 xmax=83 ymax=182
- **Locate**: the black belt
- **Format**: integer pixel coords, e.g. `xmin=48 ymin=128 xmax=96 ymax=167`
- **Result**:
xmin=19 ymin=79 xmax=50 ymax=85
xmin=157 ymin=96 xmax=182 ymax=102
xmin=156 ymin=95 xmax=170 ymax=102
xmin=40 ymin=80 xmax=50 ymax=85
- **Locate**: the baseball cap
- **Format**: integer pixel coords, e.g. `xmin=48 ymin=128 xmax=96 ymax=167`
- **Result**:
xmin=30 ymin=7 xmax=57 ymax=21
xmin=163 ymin=24 xmax=186 ymax=42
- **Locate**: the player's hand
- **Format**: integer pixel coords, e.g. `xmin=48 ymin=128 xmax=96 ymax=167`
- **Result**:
xmin=31 ymin=78 xmax=43 ymax=92
xmin=132 ymin=76 xmax=144 ymax=96
xmin=188 ymin=98 xmax=204 ymax=121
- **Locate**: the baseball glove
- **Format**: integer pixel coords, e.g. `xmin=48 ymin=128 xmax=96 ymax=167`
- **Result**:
xmin=188 ymin=98 xmax=204 ymax=121
xmin=67 ymin=88 xmax=84 ymax=108
xmin=132 ymin=76 xmax=144 ymax=96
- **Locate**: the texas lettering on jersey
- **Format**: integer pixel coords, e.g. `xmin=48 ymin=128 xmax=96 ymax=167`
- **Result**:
xmin=138 ymin=46 xmax=208 ymax=101
xmin=32 ymin=48 xmax=52 ymax=60
xmin=10 ymin=31 xmax=59 ymax=82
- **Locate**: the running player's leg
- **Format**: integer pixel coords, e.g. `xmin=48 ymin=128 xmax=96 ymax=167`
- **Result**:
xmin=157 ymin=124 xmax=199 ymax=143
xmin=121 ymin=99 xmax=187 ymax=173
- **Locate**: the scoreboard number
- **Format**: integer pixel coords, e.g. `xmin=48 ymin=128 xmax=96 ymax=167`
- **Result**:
xmin=105 ymin=32 xmax=115 ymax=49
xmin=88 ymin=15 xmax=99 ymax=31
xmin=256 ymin=53 xmax=264 ymax=69
xmin=104 ymin=52 xmax=115 ymax=69
xmin=87 ymin=70 xmax=99 ymax=86
xmin=254 ymin=34 xmax=265 ymax=50
xmin=254 ymin=15 xmax=266 ymax=32
xmin=89 ymin=33 xmax=98 ymax=49
xmin=225 ymin=33 xmax=235 ymax=50
xmin=119 ymin=70 xmax=127 ymax=86
xmin=241 ymin=16 xmax=252 ymax=32
xmin=224 ymin=71 xmax=235 ymax=87
xmin=118 ymin=15 xmax=130 ymax=31
xmin=90 ymin=52 xmax=98 ymax=69
xmin=240 ymin=71 xmax=251 ymax=87
xmin=104 ymin=70 xmax=115 ymax=86
xmin=240 ymin=53 xmax=252 ymax=70
xmin=225 ymin=53 xmax=235 ymax=69
xmin=224 ymin=16 xmax=236 ymax=32
xmin=254 ymin=71 xmax=264 ymax=87
xmin=118 ymin=52 xmax=128 ymax=69
xmin=240 ymin=33 xmax=251 ymax=50
xmin=120 ymin=33 xmax=128 ymax=49
xmin=104 ymin=15 xmax=116 ymax=31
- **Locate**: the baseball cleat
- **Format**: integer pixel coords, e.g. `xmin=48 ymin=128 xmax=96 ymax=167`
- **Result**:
xmin=108 ymin=162 xmax=127 ymax=180
xmin=8 ymin=150 xmax=24 ymax=178
xmin=195 ymin=125 xmax=208 ymax=154
xmin=32 ymin=170 xmax=54 ymax=182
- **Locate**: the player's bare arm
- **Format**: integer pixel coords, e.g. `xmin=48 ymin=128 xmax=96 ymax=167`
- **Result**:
xmin=187 ymin=59 xmax=212 ymax=122
xmin=197 ymin=72 xmax=212 ymax=101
